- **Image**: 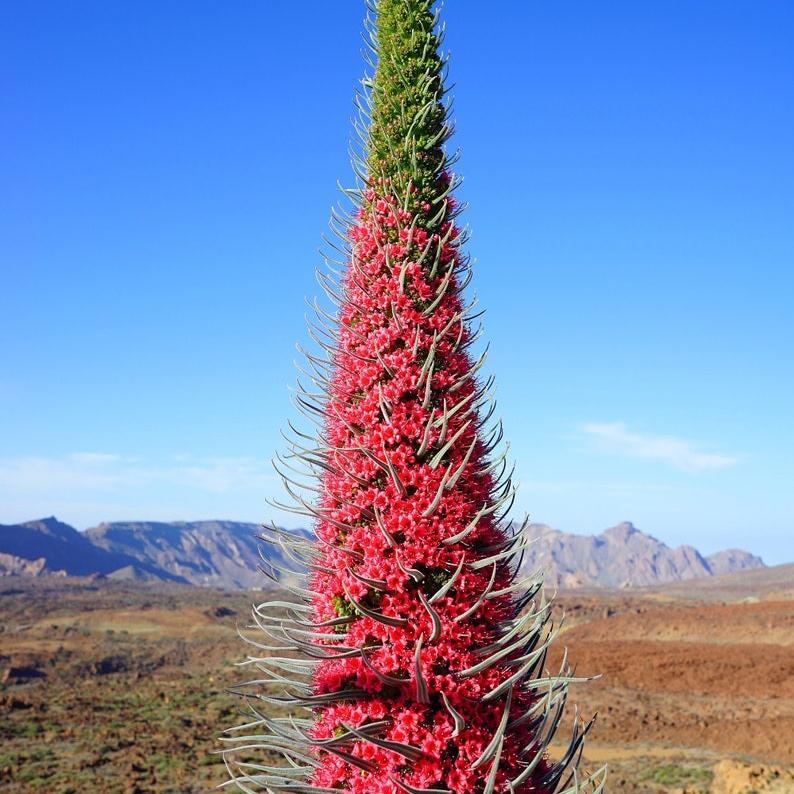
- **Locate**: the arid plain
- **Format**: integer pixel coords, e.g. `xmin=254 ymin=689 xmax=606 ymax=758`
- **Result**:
xmin=1 ymin=565 xmax=792 ymax=793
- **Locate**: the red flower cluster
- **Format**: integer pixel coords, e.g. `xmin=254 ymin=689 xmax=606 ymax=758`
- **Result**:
xmin=308 ymin=188 xmax=553 ymax=793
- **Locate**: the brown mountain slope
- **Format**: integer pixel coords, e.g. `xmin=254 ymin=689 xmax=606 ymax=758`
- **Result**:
xmin=0 ymin=517 xmax=180 ymax=581
xmin=1 ymin=517 xmax=768 ymax=590
xmin=84 ymin=520 xmax=309 ymax=589
xmin=519 ymin=521 xmax=765 ymax=589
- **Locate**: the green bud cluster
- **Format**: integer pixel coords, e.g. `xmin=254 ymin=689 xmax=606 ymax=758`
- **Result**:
xmin=366 ymin=0 xmax=449 ymax=216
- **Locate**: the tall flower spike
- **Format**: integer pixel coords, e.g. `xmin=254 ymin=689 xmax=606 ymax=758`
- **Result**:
xmin=222 ymin=1 xmax=607 ymax=792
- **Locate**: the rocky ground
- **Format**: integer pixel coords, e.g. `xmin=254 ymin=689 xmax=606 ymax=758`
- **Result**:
xmin=1 ymin=568 xmax=792 ymax=793
xmin=547 ymin=569 xmax=794 ymax=792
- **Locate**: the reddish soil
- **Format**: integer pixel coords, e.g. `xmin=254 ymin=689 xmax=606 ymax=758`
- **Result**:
xmin=546 ymin=584 xmax=794 ymax=790
xmin=1 ymin=569 xmax=793 ymax=792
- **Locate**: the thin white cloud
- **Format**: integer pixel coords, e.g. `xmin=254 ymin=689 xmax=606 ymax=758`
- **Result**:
xmin=0 ymin=456 xmax=132 ymax=491
xmin=168 ymin=457 xmax=274 ymax=493
xmin=69 ymin=452 xmax=127 ymax=464
xmin=0 ymin=453 xmax=275 ymax=495
xmin=580 ymin=422 xmax=738 ymax=474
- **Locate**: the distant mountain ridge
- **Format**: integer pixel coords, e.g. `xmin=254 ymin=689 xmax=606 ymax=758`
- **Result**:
xmin=518 ymin=521 xmax=764 ymax=589
xmin=0 ymin=518 xmax=182 ymax=581
xmin=0 ymin=517 xmax=766 ymax=590
xmin=85 ymin=520 xmax=283 ymax=589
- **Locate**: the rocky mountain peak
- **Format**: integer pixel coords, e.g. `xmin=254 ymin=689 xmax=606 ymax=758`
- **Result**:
xmin=0 ymin=517 xmax=768 ymax=590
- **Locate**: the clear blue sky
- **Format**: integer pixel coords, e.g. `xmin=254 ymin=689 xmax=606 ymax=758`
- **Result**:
xmin=2 ymin=2 xmax=792 ymax=564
